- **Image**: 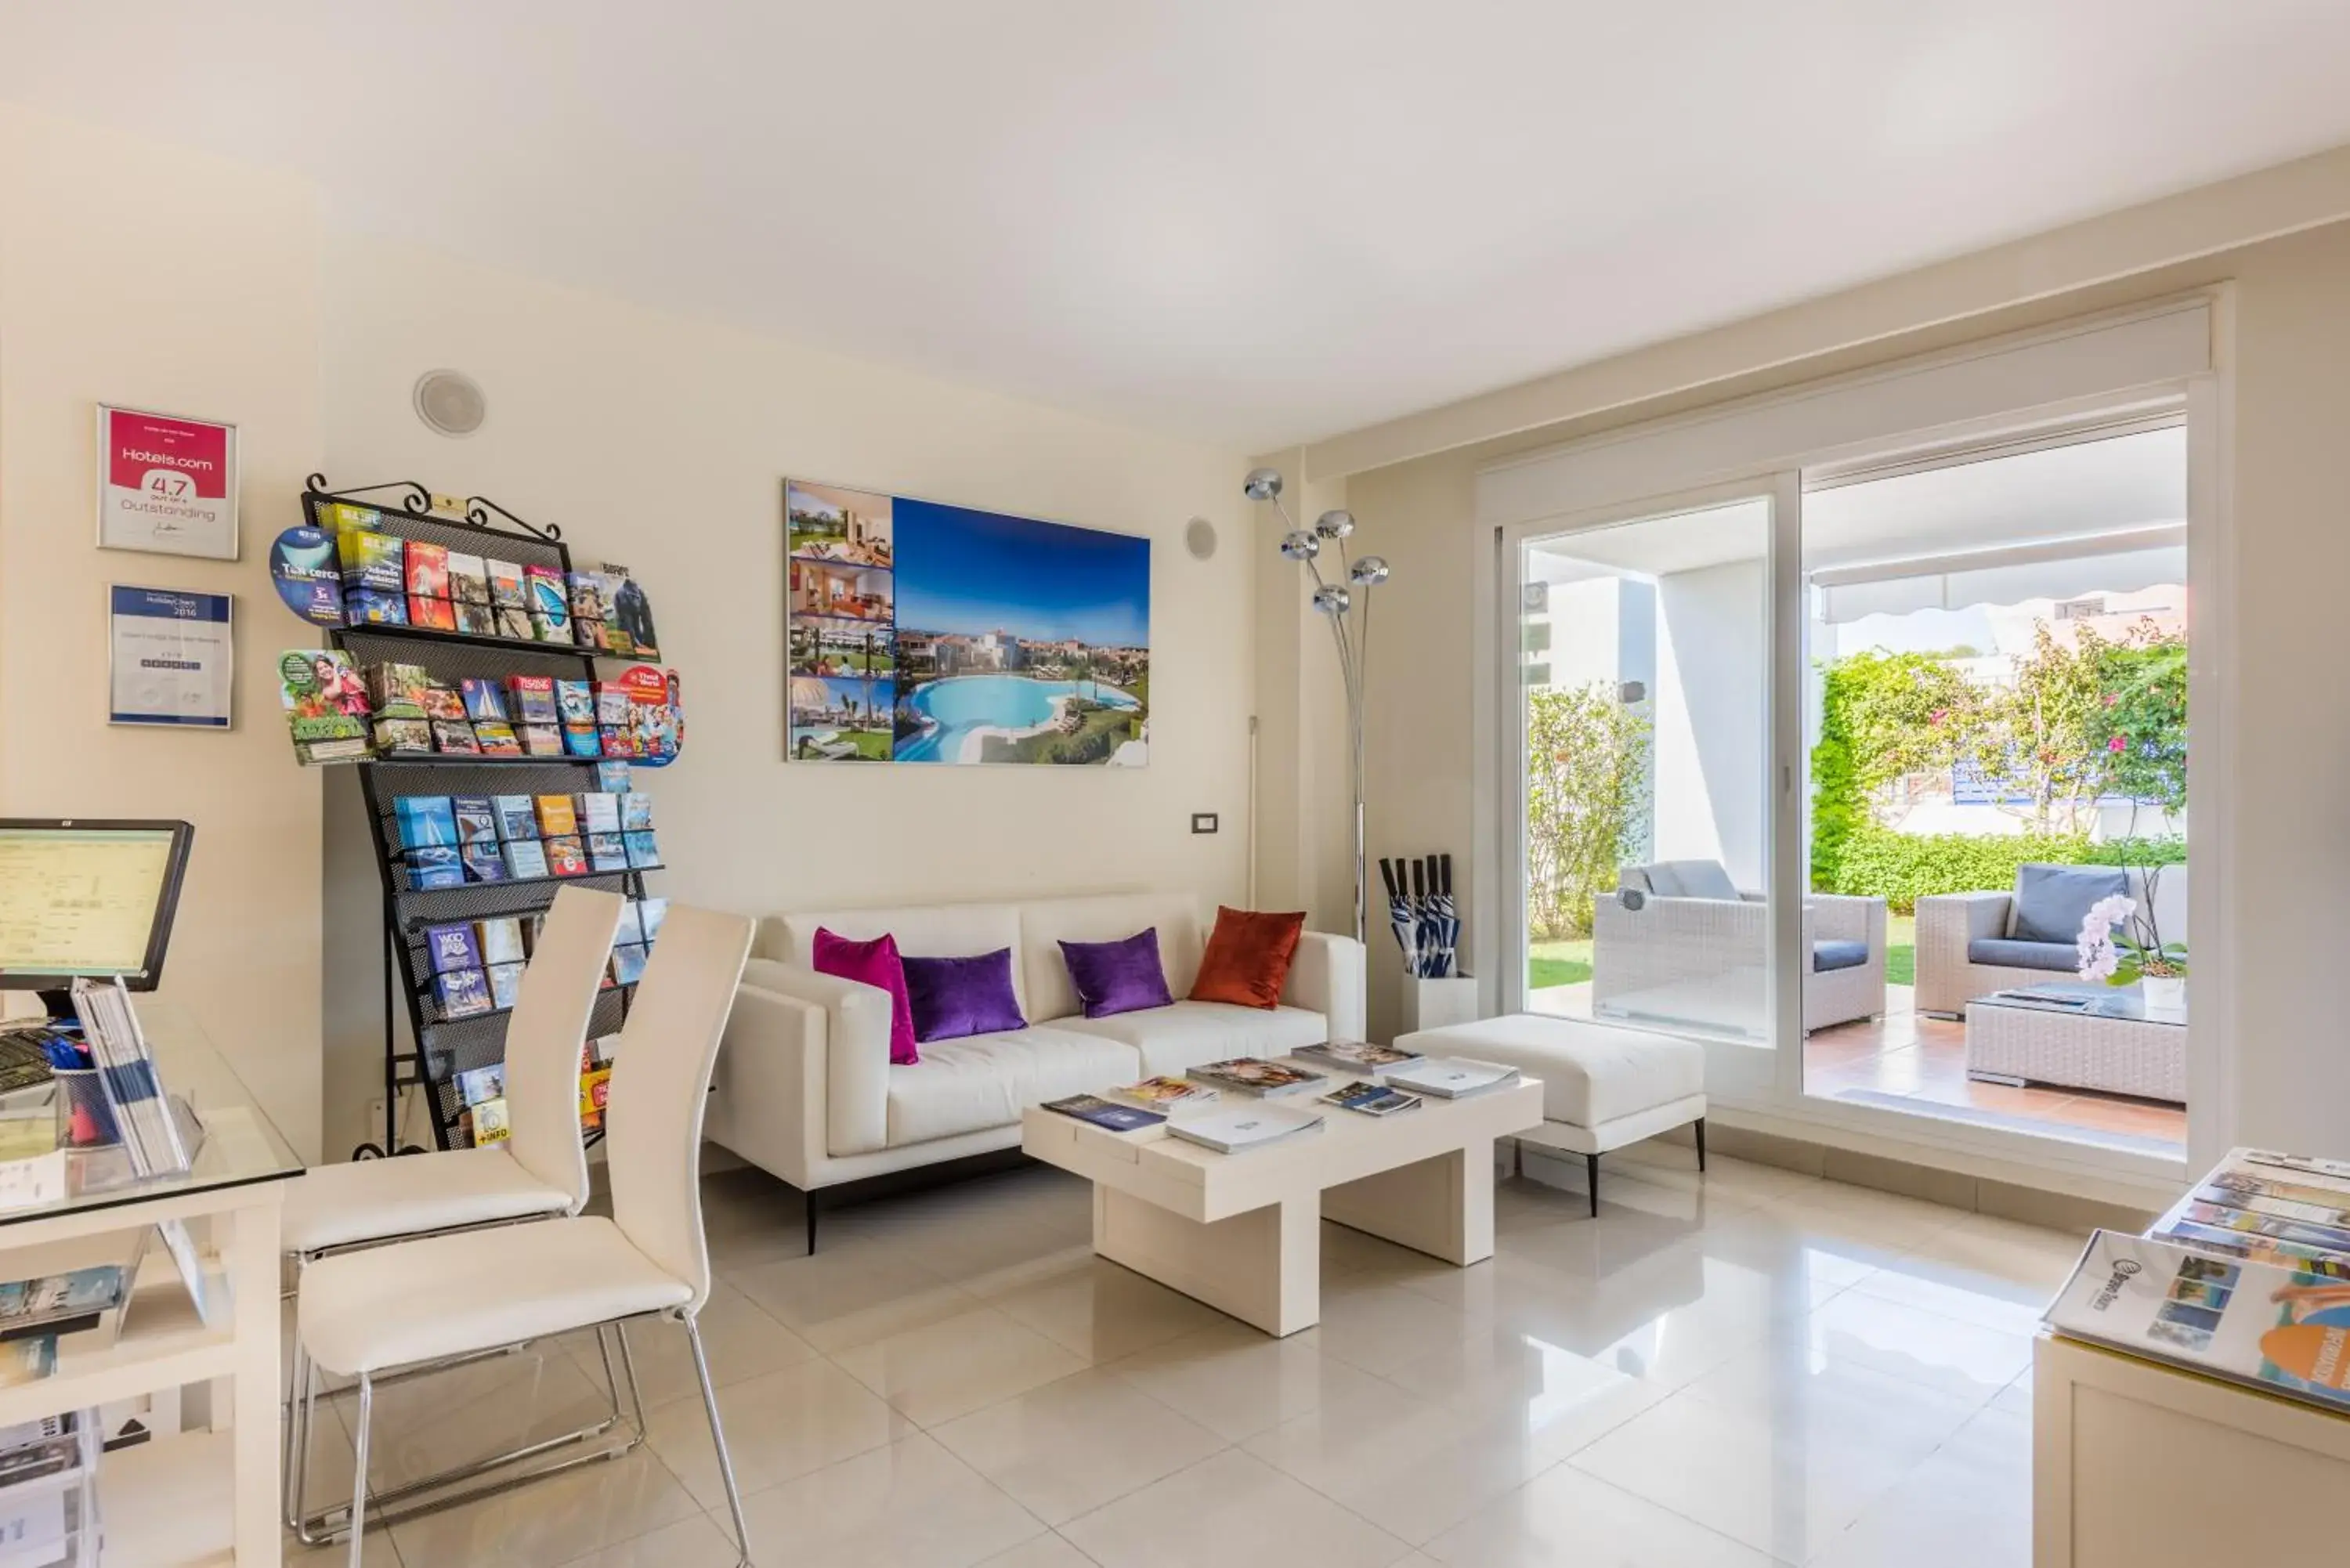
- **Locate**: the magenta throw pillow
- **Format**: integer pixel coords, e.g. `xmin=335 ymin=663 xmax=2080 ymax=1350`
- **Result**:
xmin=1058 ymin=929 xmax=1174 ymax=1018
xmin=812 ymin=927 xmax=920 ymax=1065
xmin=901 ymin=948 xmax=1028 ymax=1043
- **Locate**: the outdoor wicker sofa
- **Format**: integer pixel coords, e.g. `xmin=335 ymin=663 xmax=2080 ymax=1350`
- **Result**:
xmin=1591 ymin=859 xmax=1887 ymax=1035
xmin=1914 ymin=862 xmax=2186 ymax=1017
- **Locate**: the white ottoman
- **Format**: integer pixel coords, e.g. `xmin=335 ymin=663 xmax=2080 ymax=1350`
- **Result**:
xmin=1393 ymin=1014 xmax=1707 ymax=1216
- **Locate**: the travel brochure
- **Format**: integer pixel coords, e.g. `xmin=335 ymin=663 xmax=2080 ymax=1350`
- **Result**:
xmin=2046 ymin=1148 xmax=2350 ymax=1415
xmin=418 ymin=899 xmax=665 ymax=1025
xmin=279 ymin=651 xmax=682 ymax=768
xmin=2045 ymin=1230 xmax=2350 ymax=1414
xmin=274 ymin=504 xmax=660 ymax=658
xmin=394 ymin=786 xmax=660 ymax=890
xmin=1319 ymin=1082 xmax=1424 ymax=1117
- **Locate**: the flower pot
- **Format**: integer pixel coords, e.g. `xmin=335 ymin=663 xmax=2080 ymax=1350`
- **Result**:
xmin=2139 ymin=974 xmax=2186 ymax=1015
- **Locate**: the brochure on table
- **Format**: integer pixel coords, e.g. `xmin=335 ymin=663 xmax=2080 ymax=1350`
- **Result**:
xmin=2045 ymin=1147 xmax=2350 ymax=1417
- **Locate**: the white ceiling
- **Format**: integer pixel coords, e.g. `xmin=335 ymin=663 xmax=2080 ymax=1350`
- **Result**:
xmin=6 ymin=4 xmax=2350 ymax=450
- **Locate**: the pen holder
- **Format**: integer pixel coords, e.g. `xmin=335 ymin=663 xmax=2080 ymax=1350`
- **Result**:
xmin=52 ymin=1068 xmax=121 ymax=1150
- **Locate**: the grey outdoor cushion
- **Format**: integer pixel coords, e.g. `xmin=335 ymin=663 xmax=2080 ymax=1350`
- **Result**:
xmin=2008 ymin=863 xmax=2128 ymax=944
xmin=1967 ymin=937 xmax=2080 ymax=973
xmin=1654 ymin=860 xmax=1741 ymax=901
xmin=1812 ymin=940 xmax=1870 ymax=973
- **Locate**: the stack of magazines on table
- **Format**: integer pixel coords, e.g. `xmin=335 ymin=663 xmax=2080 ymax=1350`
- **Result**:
xmin=2044 ymin=1146 xmax=2350 ymax=1414
xmin=1039 ymin=1044 xmax=1524 ymax=1156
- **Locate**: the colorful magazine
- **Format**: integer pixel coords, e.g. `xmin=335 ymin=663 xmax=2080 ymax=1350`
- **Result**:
xmin=1110 ymin=1076 xmax=1217 ymax=1110
xmin=2047 ymin=1229 xmax=2350 ymax=1415
xmin=1184 ymin=1057 xmax=1325 ymax=1098
xmin=1042 ymin=1094 xmax=1164 ymax=1133
xmin=1291 ymin=1040 xmax=1424 ymax=1074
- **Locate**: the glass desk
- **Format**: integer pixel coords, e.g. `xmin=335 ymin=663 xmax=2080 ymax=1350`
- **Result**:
xmin=0 ymin=1004 xmax=304 ymax=1566
xmin=0 ymin=1006 xmax=303 ymax=1227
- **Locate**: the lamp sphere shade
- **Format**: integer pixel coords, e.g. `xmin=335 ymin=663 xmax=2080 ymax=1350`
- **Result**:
xmin=1242 ymin=468 xmax=1285 ymax=501
xmin=1349 ymin=555 xmax=1390 ymax=586
xmin=1279 ymin=529 xmax=1321 ymax=561
xmin=1314 ymin=508 xmax=1356 ymax=540
xmin=1312 ymin=583 xmax=1353 ymax=616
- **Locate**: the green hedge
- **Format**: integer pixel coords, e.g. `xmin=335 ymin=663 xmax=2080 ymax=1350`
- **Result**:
xmin=1824 ymin=829 xmax=2185 ymax=914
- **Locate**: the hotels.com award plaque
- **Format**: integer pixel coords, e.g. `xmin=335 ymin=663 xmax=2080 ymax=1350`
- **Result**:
xmin=96 ymin=404 xmax=240 ymax=560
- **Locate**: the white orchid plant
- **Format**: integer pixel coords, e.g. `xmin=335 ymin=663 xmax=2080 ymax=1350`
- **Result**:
xmin=2075 ymin=866 xmax=2187 ymax=986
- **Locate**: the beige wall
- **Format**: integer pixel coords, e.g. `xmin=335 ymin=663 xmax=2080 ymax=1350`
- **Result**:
xmin=1318 ymin=218 xmax=2350 ymax=1155
xmin=317 ymin=240 xmax=1256 ymax=1155
xmin=0 ymin=103 xmax=326 ymax=1157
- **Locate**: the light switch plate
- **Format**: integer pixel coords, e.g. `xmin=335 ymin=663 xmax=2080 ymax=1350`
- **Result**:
xmin=1191 ymin=812 xmax=1219 ymax=834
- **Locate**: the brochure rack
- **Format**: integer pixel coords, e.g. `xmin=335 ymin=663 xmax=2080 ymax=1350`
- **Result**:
xmin=306 ymin=480 xmax=656 ymax=1158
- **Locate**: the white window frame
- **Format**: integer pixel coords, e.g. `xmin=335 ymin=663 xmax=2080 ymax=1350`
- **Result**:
xmin=1473 ymin=294 xmax=2229 ymax=1205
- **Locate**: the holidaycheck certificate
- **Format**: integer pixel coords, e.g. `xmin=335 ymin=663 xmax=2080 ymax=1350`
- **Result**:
xmin=108 ymin=586 xmax=233 ymax=728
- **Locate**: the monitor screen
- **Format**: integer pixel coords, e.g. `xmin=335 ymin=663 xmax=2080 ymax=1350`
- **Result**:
xmin=0 ymin=822 xmax=191 ymax=988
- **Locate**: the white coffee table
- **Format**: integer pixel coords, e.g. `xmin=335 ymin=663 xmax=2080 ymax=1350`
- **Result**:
xmin=1020 ymin=1075 xmax=1542 ymax=1336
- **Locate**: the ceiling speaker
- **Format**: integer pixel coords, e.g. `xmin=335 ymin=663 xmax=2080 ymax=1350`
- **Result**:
xmin=414 ymin=370 xmax=486 ymax=437
xmin=1184 ymin=517 xmax=1217 ymax=561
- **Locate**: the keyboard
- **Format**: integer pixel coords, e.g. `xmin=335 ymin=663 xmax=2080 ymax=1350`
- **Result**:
xmin=0 ymin=1030 xmax=64 ymax=1095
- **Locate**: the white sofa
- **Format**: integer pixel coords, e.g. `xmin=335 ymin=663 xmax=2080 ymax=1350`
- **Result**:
xmin=705 ymin=891 xmax=1365 ymax=1247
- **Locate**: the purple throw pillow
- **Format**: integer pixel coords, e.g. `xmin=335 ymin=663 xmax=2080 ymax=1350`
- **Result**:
xmin=1059 ymin=929 xmax=1174 ymax=1019
xmin=812 ymin=927 xmax=920 ymax=1066
xmin=901 ymin=948 xmax=1028 ymax=1043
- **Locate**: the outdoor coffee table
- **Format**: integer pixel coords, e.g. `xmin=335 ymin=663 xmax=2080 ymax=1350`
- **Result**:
xmin=1965 ymin=984 xmax=2186 ymax=1102
xmin=1020 ymin=1074 xmax=1543 ymax=1336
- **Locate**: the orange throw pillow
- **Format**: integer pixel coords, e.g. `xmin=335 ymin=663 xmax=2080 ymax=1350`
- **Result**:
xmin=1189 ymin=907 xmax=1307 ymax=1010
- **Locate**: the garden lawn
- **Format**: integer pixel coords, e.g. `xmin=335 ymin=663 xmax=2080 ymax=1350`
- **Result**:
xmin=1528 ymin=939 xmax=1592 ymax=990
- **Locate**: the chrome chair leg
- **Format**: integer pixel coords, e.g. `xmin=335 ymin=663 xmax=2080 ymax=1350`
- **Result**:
xmin=282 ymin=1338 xmax=306 ymax=1530
xmin=346 ymin=1373 xmax=373 ymax=1568
xmin=296 ymin=1326 xmax=642 ymax=1543
xmin=614 ymin=1322 xmax=649 ymax=1439
xmin=686 ymin=1313 xmax=753 ymax=1567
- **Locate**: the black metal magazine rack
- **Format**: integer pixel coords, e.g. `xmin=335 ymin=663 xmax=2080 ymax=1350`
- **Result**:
xmin=306 ymin=479 xmax=656 ymax=1158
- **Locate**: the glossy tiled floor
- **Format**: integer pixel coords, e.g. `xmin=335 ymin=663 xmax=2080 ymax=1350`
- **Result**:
xmin=262 ymin=1145 xmax=2074 ymax=1568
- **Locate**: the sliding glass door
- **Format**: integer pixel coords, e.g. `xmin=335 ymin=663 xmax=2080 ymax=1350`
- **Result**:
xmin=1506 ymin=478 xmax=1802 ymax=1099
xmin=1496 ymin=430 xmax=2193 ymax=1160
xmin=1798 ymin=424 xmax=2189 ymax=1154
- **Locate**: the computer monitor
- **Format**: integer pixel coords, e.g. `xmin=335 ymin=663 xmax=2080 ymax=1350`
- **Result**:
xmin=0 ymin=820 xmax=193 ymax=1013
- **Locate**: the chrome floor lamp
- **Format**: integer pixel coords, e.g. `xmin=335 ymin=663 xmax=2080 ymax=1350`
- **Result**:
xmin=1246 ymin=467 xmax=1389 ymax=945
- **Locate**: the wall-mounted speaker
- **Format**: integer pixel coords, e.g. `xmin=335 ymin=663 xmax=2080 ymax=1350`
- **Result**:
xmin=413 ymin=370 xmax=486 ymax=437
xmin=1184 ymin=517 xmax=1218 ymax=561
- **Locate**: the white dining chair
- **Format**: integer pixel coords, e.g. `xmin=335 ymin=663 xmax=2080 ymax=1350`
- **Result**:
xmin=283 ymin=884 xmax=625 ymax=1541
xmin=296 ymin=902 xmax=758 ymax=1568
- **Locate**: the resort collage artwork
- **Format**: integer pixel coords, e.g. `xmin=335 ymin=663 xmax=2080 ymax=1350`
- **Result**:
xmin=785 ymin=480 xmax=1151 ymax=765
